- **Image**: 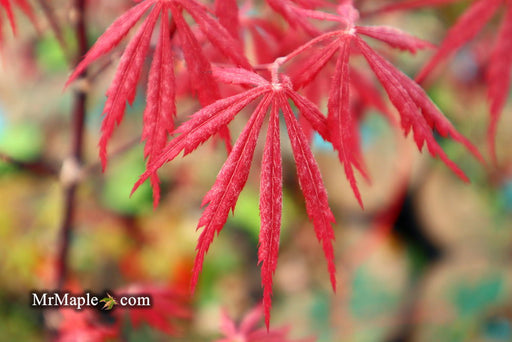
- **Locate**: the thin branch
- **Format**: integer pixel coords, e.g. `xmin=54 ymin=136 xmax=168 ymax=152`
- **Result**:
xmin=55 ymin=0 xmax=88 ymax=290
xmin=0 ymin=152 xmax=57 ymax=176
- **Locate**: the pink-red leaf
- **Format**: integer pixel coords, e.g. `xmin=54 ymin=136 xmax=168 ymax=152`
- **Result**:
xmin=327 ymin=36 xmax=366 ymax=207
xmin=356 ymin=25 xmax=435 ymax=53
xmin=266 ymin=0 xmax=320 ymax=36
xmin=217 ymin=306 xmax=316 ymax=342
xmin=487 ymin=4 xmax=512 ymax=162
xmin=291 ymin=38 xmax=342 ymax=89
xmin=258 ymin=100 xmax=282 ymax=329
xmin=171 ymin=4 xmax=220 ymax=106
xmin=13 ymin=0 xmax=37 ymax=29
xmin=142 ymin=8 xmax=176 ymax=207
xmin=116 ymin=284 xmax=191 ymax=335
xmin=66 ymin=0 xmax=154 ymax=86
xmin=191 ymin=95 xmax=272 ymax=292
xmin=349 ymin=68 xmax=395 ymax=124
xmin=279 ymin=93 xmax=337 ymax=292
xmin=415 ymin=0 xmax=503 ymax=83
xmin=213 ymin=66 xmax=269 ymax=87
xmin=99 ymin=3 xmax=160 ymax=169
xmin=132 ymin=86 xmax=271 ymax=195
xmin=286 ymin=89 xmax=330 ymax=141
xmin=0 ymin=0 xmax=16 ymax=33
xmin=356 ymin=36 xmax=481 ymax=180
xmin=180 ymin=0 xmax=250 ymax=69
xmin=215 ymin=0 xmax=240 ymax=39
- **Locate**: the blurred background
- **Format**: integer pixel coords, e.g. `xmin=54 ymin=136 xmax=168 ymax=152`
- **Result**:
xmin=0 ymin=0 xmax=511 ymax=341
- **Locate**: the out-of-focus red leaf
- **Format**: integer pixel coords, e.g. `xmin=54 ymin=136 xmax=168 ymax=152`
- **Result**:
xmin=415 ymin=0 xmax=503 ymax=83
xmin=216 ymin=305 xmax=316 ymax=342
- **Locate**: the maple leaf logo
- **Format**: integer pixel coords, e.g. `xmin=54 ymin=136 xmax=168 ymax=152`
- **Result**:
xmin=100 ymin=293 xmax=118 ymax=310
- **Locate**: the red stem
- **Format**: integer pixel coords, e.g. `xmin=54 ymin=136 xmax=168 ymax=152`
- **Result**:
xmin=55 ymin=0 xmax=88 ymax=290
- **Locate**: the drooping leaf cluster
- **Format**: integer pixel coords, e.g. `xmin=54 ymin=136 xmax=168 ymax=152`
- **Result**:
xmin=372 ymin=0 xmax=512 ymax=161
xmin=65 ymin=0 xmax=491 ymax=327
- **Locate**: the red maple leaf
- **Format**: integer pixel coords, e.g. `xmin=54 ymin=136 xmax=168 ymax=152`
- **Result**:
xmin=0 ymin=0 xmax=36 ymax=44
xmin=115 ymin=284 xmax=191 ymax=335
xmin=279 ymin=2 xmax=482 ymax=206
xmin=216 ymin=305 xmax=316 ymax=342
xmin=133 ymin=66 xmax=336 ymax=327
xmin=66 ymin=0 xmax=250 ymax=205
xmin=379 ymin=0 xmax=511 ymax=162
xmin=55 ymin=308 xmax=119 ymax=342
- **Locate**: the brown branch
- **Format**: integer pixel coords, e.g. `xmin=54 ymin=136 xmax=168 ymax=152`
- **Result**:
xmin=55 ymin=0 xmax=88 ymax=290
xmin=0 ymin=152 xmax=57 ymax=177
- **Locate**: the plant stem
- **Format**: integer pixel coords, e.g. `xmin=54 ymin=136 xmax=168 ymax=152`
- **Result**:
xmin=55 ymin=0 xmax=88 ymax=290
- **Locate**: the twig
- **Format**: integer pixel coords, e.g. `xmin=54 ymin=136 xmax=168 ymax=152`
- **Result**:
xmin=0 ymin=152 xmax=57 ymax=176
xmin=55 ymin=0 xmax=88 ymax=290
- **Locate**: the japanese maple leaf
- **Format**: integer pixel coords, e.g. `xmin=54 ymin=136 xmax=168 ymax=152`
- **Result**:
xmin=216 ymin=305 xmax=315 ymax=342
xmin=0 ymin=0 xmax=36 ymax=44
xmin=56 ymin=307 xmax=119 ymax=342
xmin=100 ymin=293 xmax=118 ymax=310
xmin=115 ymin=284 xmax=191 ymax=335
xmin=282 ymin=2 xmax=482 ymax=206
xmin=132 ymin=67 xmax=336 ymax=327
xmin=65 ymin=0 xmax=249 ymax=204
xmin=397 ymin=0 xmax=512 ymax=163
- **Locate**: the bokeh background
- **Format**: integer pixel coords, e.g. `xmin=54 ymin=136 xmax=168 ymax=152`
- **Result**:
xmin=0 ymin=0 xmax=511 ymax=341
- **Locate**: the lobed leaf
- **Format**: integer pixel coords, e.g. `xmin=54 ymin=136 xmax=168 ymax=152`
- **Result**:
xmin=215 ymin=0 xmax=240 ymax=39
xmin=171 ymin=3 xmax=220 ymax=106
xmin=487 ymin=4 xmax=512 ymax=162
xmin=327 ymin=36 xmax=367 ymax=207
xmin=181 ymin=0 xmax=250 ymax=69
xmin=191 ymin=95 xmax=273 ymax=292
xmin=99 ymin=3 xmax=161 ymax=169
xmin=13 ymin=0 xmax=37 ymax=28
xmin=66 ymin=0 xmax=155 ymax=86
xmin=258 ymin=100 xmax=283 ymax=328
xmin=0 ymin=0 xmax=16 ymax=34
xmin=132 ymin=86 xmax=271 ymax=196
xmin=286 ymin=89 xmax=330 ymax=141
xmin=349 ymin=68 xmax=395 ymax=124
xmin=415 ymin=0 xmax=502 ymax=83
xmin=356 ymin=25 xmax=435 ymax=53
xmin=142 ymin=8 xmax=176 ymax=207
xmin=213 ymin=66 xmax=269 ymax=87
xmin=279 ymin=92 xmax=337 ymax=292
xmin=266 ymin=0 xmax=320 ymax=36
xmin=291 ymin=38 xmax=342 ymax=89
xmin=121 ymin=286 xmax=190 ymax=335
xmin=356 ymin=36 xmax=482 ymax=181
